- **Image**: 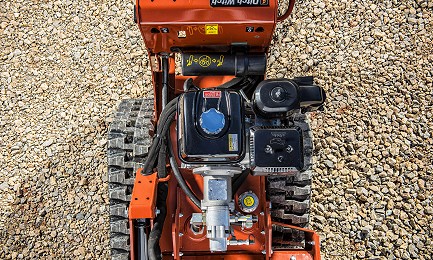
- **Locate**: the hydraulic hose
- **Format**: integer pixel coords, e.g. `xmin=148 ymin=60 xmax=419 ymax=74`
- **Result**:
xmin=147 ymin=98 xmax=178 ymax=260
xmin=157 ymin=137 xmax=167 ymax=179
xmin=141 ymin=98 xmax=178 ymax=174
xmin=167 ymin=131 xmax=202 ymax=209
xmin=146 ymin=96 xmax=201 ymax=260
xmin=147 ymin=182 xmax=168 ymax=260
xmin=161 ymin=55 xmax=169 ymax=109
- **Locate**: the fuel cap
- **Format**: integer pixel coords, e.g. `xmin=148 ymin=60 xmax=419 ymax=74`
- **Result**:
xmin=199 ymin=108 xmax=225 ymax=135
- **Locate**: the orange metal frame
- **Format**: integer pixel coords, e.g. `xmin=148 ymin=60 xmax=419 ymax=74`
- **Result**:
xmin=135 ymin=0 xmax=278 ymax=54
xmin=128 ymin=0 xmax=321 ymax=259
xmin=129 ymin=131 xmax=321 ymax=259
xmin=130 ymin=172 xmax=321 ymax=259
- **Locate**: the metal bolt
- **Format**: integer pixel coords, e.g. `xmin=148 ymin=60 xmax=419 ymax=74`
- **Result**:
xmin=261 ymin=230 xmax=265 ymax=235
xmin=265 ymin=145 xmax=273 ymax=154
xmin=179 ymin=252 xmax=184 ymax=256
xmin=286 ymin=145 xmax=293 ymax=153
xmin=155 ymin=208 xmax=160 ymax=215
xmin=308 ymin=241 xmax=315 ymax=246
xmin=179 ymin=232 xmax=183 ymax=237
xmin=290 ymin=256 xmax=296 ymax=260
xmin=179 ymin=213 xmax=183 ymax=218
xmin=260 ymin=212 xmax=264 ymax=216
xmin=261 ymin=250 xmax=266 ymax=255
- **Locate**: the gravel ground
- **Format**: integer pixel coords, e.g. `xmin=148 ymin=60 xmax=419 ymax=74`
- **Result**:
xmin=1 ymin=0 xmax=432 ymax=259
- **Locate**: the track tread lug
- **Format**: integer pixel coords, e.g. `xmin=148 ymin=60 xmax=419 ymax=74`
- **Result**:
xmin=268 ymin=116 xmax=315 ymax=248
xmin=107 ymin=98 xmax=153 ymax=259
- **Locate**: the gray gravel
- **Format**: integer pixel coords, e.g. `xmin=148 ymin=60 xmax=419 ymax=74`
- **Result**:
xmin=1 ymin=0 xmax=432 ymax=259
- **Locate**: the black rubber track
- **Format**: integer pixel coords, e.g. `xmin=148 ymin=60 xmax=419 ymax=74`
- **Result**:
xmin=107 ymin=98 xmax=153 ymax=260
xmin=267 ymin=114 xmax=314 ymax=249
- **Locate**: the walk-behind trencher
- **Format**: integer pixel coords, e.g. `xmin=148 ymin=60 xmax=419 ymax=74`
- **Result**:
xmin=107 ymin=0 xmax=326 ymax=259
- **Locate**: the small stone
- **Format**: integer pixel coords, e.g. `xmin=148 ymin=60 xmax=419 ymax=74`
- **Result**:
xmin=77 ymin=246 xmax=86 ymax=255
xmin=79 ymin=178 xmax=88 ymax=186
xmin=324 ymin=160 xmax=334 ymax=168
xmin=42 ymin=139 xmax=53 ymax=147
xmin=0 ymin=182 xmax=9 ymax=191
xmin=49 ymin=176 xmax=57 ymax=185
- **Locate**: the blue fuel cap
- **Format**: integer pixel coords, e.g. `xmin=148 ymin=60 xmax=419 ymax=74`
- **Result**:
xmin=199 ymin=108 xmax=225 ymax=135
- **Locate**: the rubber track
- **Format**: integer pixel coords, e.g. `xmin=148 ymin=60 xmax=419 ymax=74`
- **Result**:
xmin=108 ymin=98 xmax=153 ymax=260
xmin=267 ymin=115 xmax=314 ymax=249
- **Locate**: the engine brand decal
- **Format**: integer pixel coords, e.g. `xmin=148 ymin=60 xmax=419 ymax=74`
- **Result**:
xmin=211 ymin=0 xmax=269 ymax=7
xmin=228 ymin=134 xmax=238 ymax=152
xmin=186 ymin=55 xmax=224 ymax=68
xmin=205 ymin=24 xmax=219 ymax=35
xmin=203 ymin=91 xmax=222 ymax=98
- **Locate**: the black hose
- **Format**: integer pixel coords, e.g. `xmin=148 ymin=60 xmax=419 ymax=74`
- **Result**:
xmin=167 ymin=131 xmax=201 ymax=209
xmin=147 ymin=99 xmax=178 ymax=259
xmin=157 ymin=137 xmax=167 ymax=179
xmin=141 ymin=98 xmax=179 ymax=174
xmin=141 ymin=136 xmax=161 ymax=175
xmin=161 ymin=56 xmax=169 ymax=109
xmin=147 ymin=182 xmax=168 ymax=260
xmin=156 ymin=99 xmax=178 ymax=134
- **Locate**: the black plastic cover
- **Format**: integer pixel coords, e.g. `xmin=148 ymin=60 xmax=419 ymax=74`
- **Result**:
xmin=250 ymin=127 xmax=303 ymax=175
xmin=177 ymin=89 xmax=245 ymax=164
xmin=182 ymin=53 xmax=266 ymax=76
xmin=253 ymin=79 xmax=299 ymax=117
xmin=253 ymin=78 xmax=325 ymax=117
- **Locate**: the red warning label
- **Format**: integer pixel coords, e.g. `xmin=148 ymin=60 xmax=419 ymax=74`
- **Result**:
xmin=203 ymin=91 xmax=221 ymax=98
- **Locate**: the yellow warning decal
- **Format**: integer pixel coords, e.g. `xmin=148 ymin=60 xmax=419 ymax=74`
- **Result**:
xmin=205 ymin=24 xmax=219 ymax=35
xmin=243 ymin=196 xmax=255 ymax=207
xmin=228 ymin=134 xmax=238 ymax=151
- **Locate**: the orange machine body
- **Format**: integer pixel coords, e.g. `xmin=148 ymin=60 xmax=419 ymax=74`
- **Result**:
xmin=136 ymin=0 xmax=278 ymax=53
xmin=129 ymin=129 xmax=320 ymax=259
xmin=130 ymin=168 xmax=321 ymax=259
xmin=129 ymin=0 xmax=321 ymax=259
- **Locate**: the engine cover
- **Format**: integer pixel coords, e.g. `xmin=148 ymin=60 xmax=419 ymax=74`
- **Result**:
xmin=177 ymin=89 xmax=245 ymax=164
xmin=250 ymin=126 xmax=303 ymax=175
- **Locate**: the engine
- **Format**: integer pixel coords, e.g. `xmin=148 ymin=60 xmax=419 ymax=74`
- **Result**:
xmin=177 ymin=76 xmax=325 ymax=252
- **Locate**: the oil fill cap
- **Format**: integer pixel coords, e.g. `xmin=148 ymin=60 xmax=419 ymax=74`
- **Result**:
xmin=200 ymin=108 xmax=225 ymax=135
xmin=238 ymin=191 xmax=259 ymax=213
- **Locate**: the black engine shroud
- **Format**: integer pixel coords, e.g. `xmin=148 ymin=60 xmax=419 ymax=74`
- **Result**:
xmin=177 ymin=77 xmax=324 ymax=171
xmin=177 ymin=89 xmax=245 ymax=164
